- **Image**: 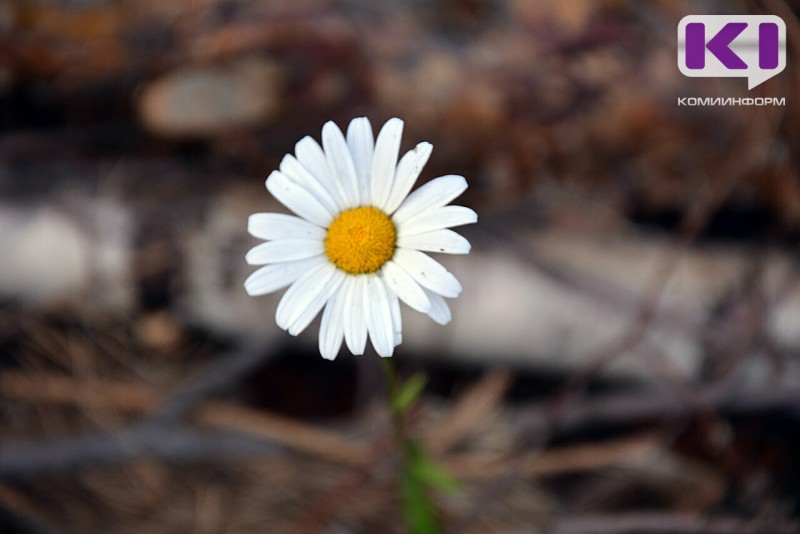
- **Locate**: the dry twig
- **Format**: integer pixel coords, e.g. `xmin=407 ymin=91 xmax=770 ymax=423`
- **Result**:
xmin=0 ymin=371 xmax=371 ymax=473
xmin=442 ymin=432 xmax=661 ymax=480
xmin=425 ymin=370 xmax=513 ymax=455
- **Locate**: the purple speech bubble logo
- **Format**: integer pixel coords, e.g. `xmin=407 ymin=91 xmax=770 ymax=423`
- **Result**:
xmin=678 ymin=15 xmax=786 ymax=90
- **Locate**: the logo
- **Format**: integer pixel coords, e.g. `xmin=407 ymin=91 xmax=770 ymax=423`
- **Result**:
xmin=678 ymin=15 xmax=786 ymax=89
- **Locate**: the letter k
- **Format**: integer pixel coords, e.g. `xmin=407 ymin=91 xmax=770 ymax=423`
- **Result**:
xmin=707 ymin=22 xmax=748 ymax=69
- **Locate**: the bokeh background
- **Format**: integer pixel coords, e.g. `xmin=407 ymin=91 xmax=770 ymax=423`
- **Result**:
xmin=1 ymin=0 xmax=800 ymax=532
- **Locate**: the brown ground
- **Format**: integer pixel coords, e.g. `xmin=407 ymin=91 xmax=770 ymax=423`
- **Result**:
xmin=1 ymin=1 xmax=799 ymax=532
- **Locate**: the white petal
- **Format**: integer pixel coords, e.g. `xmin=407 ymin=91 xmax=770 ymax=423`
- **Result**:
xmin=346 ymin=117 xmax=374 ymax=202
xmin=322 ymin=121 xmax=360 ymax=207
xmin=391 ymin=249 xmax=462 ymax=298
xmin=245 ymin=239 xmax=323 ymax=265
xmin=275 ymin=262 xmax=336 ymax=331
xmin=288 ymin=268 xmax=345 ymax=336
xmin=244 ymin=256 xmax=324 ymax=296
xmin=248 ymin=212 xmax=326 ymax=241
xmin=365 ymin=276 xmax=394 ymax=357
xmin=319 ymin=284 xmax=347 ymax=360
xmin=370 ymin=118 xmax=404 ymax=209
xmin=392 ymin=175 xmax=468 ymax=225
xmin=295 ymin=136 xmax=348 ymax=208
xmin=280 ymin=154 xmax=341 ymax=214
xmin=397 ymin=229 xmax=471 ymax=255
xmin=384 ymin=142 xmax=432 ymax=214
xmin=389 ymin=292 xmax=402 ymax=346
xmin=266 ymin=171 xmax=333 ymax=227
xmin=380 ymin=261 xmax=431 ymax=313
xmin=398 ymin=205 xmax=477 ymax=237
xmin=344 ymin=277 xmax=368 ymax=355
xmin=424 ymin=288 xmax=452 ymax=325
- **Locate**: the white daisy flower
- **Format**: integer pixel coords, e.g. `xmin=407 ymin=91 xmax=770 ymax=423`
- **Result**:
xmin=244 ymin=117 xmax=476 ymax=360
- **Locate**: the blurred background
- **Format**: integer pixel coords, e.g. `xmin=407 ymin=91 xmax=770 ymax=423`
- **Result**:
xmin=1 ymin=0 xmax=799 ymax=532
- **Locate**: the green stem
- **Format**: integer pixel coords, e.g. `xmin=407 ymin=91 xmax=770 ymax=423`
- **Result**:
xmin=382 ymin=358 xmax=404 ymax=439
xmin=381 ymin=358 xmax=440 ymax=534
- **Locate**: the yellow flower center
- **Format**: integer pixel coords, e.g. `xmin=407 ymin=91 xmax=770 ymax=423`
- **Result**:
xmin=325 ymin=206 xmax=396 ymax=274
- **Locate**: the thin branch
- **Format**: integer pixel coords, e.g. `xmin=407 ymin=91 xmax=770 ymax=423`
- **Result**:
xmin=0 ymin=426 xmax=279 ymax=479
xmin=151 ymin=341 xmax=277 ymax=422
xmin=0 ymin=371 xmax=157 ymax=414
xmin=425 ymin=370 xmax=513 ymax=455
xmin=442 ymin=432 xmax=661 ymax=480
xmin=508 ymin=383 xmax=800 ymax=438
xmin=0 ymin=371 xmax=372 ymax=475
xmin=195 ymin=401 xmax=372 ymax=466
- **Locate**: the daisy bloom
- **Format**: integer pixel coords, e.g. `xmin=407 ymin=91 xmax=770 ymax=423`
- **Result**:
xmin=244 ymin=117 xmax=476 ymax=359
